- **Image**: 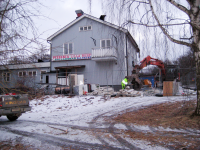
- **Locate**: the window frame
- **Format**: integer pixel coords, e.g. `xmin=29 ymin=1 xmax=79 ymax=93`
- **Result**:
xmin=28 ymin=71 xmax=37 ymax=77
xmin=84 ymin=26 xmax=88 ymax=31
xmin=100 ymin=39 xmax=111 ymax=49
xmin=88 ymin=26 xmax=92 ymax=30
xmin=2 ymin=72 xmax=11 ymax=82
xmin=63 ymin=43 xmax=73 ymax=55
xmin=79 ymin=27 xmax=83 ymax=31
xmin=79 ymin=25 xmax=92 ymax=31
xmin=18 ymin=71 xmax=27 ymax=77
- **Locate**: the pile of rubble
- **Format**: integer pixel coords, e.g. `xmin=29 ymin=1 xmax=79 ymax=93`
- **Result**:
xmin=87 ymin=86 xmax=143 ymax=97
xmin=116 ymin=88 xmax=143 ymax=97
xmin=87 ymin=86 xmax=115 ymax=96
xmin=86 ymin=85 xmax=197 ymax=97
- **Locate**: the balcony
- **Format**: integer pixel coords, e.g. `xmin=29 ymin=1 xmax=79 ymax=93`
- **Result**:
xmin=91 ymin=47 xmax=118 ymax=61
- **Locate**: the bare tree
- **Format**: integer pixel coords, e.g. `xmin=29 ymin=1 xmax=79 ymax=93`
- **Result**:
xmin=0 ymin=0 xmax=48 ymax=94
xmin=92 ymin=0 xmax=200 ymax=115
xmin=0 ymin=0 xmax=46 ymax=64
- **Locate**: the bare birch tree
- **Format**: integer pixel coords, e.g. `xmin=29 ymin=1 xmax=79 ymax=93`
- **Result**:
xmin=91 ymin=0 xmax=200 ymax=115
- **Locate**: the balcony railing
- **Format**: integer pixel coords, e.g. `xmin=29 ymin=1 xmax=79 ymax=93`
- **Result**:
xmin=91 ymin=47 xmax=117 ymax=61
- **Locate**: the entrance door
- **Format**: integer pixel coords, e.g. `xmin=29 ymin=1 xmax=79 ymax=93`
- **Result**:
xmin=46 ymin=75 xmax=49 ymax=83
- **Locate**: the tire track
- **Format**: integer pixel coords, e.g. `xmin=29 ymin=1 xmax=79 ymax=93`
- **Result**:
xmin=89 ymin=111 xmax=142 ymax=150
xmin=0 ymin=126 xmax=123 ymax=150
xmin=108 ymin=122 xmax=142 ymax=150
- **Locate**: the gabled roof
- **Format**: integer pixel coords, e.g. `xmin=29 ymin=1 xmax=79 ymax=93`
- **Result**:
xmin=47 ymin=13 xmax=140 ymax=52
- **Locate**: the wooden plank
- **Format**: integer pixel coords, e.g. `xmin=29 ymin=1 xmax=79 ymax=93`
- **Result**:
xmin=163 ymin=81 xmax=173 ymax=96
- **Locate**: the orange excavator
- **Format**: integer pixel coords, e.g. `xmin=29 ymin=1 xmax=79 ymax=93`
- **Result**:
xmin=126 ymin=55 xmax=179 ymax=89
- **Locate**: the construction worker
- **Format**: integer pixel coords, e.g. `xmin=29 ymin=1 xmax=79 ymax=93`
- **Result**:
xmin=121 ymin=77 xmax=128 ymax=89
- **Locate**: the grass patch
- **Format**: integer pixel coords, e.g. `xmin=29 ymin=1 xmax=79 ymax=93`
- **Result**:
xmin=113 ymin=99 xmax=200 ymax=149
xmin=0 ymin=139 xmax=34 ymax=150
xmin=114 ymin=99 xmax=200 ymax=129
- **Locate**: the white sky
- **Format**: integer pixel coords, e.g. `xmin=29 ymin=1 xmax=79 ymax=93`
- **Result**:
xmin=35 ymin=0 xmax=102 ymax=45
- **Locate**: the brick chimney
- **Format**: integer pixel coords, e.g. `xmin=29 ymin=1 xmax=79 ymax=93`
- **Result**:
xmin=75 ymin=10 xmax=84 ymax=18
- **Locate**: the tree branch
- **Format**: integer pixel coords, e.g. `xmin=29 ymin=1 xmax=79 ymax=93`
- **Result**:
xmin=133 ymin=0 xmax=149 ymax=4
xmin=149 ymin=0 xmax=193 ymax=48
xmin=128 ymin=20 xmax=190 ymax=27
xmin=0 ymin=0 xmax=11 ymax=39
xmin=166 ymin=0 xmax=190 ymax=16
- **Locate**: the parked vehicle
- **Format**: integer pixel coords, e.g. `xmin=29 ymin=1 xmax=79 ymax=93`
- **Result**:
xmin=0 ymin=94 xmax=31 ymax=121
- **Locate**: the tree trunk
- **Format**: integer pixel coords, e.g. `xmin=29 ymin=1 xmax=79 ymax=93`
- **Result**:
xmin=192 ymin=0 xmax=200 ymax=115
xmin=195 ymin=50 xmax=200 ymax=115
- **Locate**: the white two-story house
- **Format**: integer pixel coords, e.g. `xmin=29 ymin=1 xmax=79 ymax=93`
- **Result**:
xmin=46 ymin=10 xmax=140 ymax=90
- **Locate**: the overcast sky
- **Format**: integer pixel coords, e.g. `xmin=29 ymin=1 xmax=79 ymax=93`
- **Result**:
xmin=35 ymin=0 xmax=102 ymax=45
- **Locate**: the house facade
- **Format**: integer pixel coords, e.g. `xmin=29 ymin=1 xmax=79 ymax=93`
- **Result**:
xmin=47 ymin=10 xmax=140 ymax=90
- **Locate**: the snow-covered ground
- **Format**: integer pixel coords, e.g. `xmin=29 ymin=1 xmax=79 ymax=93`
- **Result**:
xmin=22 ymin=95 xmax=194 ymax=125
xmin=0 ymin=94 xmax=197 ymax=149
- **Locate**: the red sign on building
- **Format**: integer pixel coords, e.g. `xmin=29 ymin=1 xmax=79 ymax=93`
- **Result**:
xmin=52 ymin=54 xmax=91 ymax=61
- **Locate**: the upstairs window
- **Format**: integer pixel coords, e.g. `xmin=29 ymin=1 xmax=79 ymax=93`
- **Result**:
xmin=2 ymin=72 xmax=11 ymax=82
xmin=88 ymin=26 xmax=92 ymax=30
xmin=101 ymin=39 xmax=111 ymax=48
xmin=84 ymin=26 xmax=87 ymax=30
xmin=64 ymin=43 xmax=73 ymax=54
xmin=18 ymin=71 xmax=27 ymax=77
xmin=79 ymin=25 xmax=92 ymax=31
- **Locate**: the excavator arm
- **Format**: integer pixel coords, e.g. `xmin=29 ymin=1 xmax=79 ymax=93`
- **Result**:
xmin=127 ymin=55 xmax=166 ymax=89
xmin=135 ymin=55 xmax=165 ymax=75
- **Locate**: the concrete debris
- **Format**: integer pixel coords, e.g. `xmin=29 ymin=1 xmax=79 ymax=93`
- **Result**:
xmin=87 ymin=86 xmax=143 ymax=97
xmin=142 ymin=88 xmax=163 ymax=96
xmin=116 ymin=88 xmax=143 ymax=97
xmin=87 ymin=86 xmax=115 ymax=96
xmin=87 ymin=85 xmax=196 ymax=97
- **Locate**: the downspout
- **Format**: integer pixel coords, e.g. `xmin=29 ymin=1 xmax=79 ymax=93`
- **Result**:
xmin=126 ymin=34 xmax=128 ymax=76
xmin=47 ymin=40 xmax=52 ymax=72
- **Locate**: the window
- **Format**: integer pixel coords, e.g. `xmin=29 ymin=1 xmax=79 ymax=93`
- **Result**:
xmin=79 ymin=25 xmax=92 ymax=31
xmin=84 ymin=26 xmax=87 ymax=30
xmin=28 ymin=71 xmax=37 ymax=76
xmin=18 ymin=71 xmax=27 ymax=77
xmin=64 ymin=43 xmax=73 ymax=54
xmin=40 ymin=70 xmax=47 ymax=81
xmin=101 ymin=39 xmax=111 ymax=48
xmin=88 ymin=26 xmax=92 ymax=30
xmin=2 ymin=72 xmax=11 ymax=82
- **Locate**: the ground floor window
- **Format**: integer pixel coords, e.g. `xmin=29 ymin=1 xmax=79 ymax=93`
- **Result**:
xmin=18 ymin=71 xmax=27 ymax=77
xmin=28 ymin=71 xmax=37 ymax=76
xmin=2 ymin=72 xmax=11 ymax=82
